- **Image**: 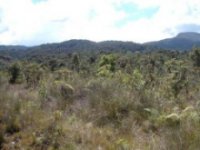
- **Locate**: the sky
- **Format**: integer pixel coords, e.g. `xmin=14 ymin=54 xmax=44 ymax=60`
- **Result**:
xmin=0 ymin=0 xmax=200 ymax=46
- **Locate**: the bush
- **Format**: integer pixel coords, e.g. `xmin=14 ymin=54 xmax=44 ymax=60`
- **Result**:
xmin=97 ymin=54 xmax=116 ymax=77
xmin=8 ymin=62 xmax=24 ymax=84
xmin=23 ymin=63 xmax=44 ymax=87
xmin=0 ymin=131 xmax=4 ymax=149
xmin=190 ymin=47 xmax=200 ymax=67
xmin=86 ymin=78 xmax=135 ymax=125
xmin=6 ymin=117 xmax=21 ymax=134
xmin=54 ymin=81 xmax=74 ymax=100
xmin=165 ymin=113 xmax=180 ymax=127
xmin=54 ymin=68 xmax=72 ymax=81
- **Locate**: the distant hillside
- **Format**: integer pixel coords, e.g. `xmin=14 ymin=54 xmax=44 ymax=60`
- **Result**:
xmin=145 ymin=32 xmax=200 ymax=50
xmin=0 ymin=32 xmax=200 ymax=60
xmin=27 ymin=40 xmax=145 ymax=54
xmin=0 ymin=46 xmax=27 ymax=59
xmin=0 ymin=45 xmax=27 ymax=51
xmin=0 ymin=40 xmax=145 ymax=59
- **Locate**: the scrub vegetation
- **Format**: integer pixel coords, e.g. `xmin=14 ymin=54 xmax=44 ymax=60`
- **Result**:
xmin=0 ymin=48 xmax=200 ymax=149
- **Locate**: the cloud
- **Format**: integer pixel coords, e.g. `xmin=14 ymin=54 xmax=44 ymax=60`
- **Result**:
xmin=0 ymin=0 xmax=200 ymax=45
xmin=0 ymin=26 xmax=9 ymax=34
xmin=176 ymin=24 xmax=200 ymax=33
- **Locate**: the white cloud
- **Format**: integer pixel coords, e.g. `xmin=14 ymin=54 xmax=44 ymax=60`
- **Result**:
xmin=0 ymin=0 xmax=200 ymax=45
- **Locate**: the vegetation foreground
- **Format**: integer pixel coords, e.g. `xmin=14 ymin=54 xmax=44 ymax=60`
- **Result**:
xmin=1 ymin=48 xmax=200 ymax=150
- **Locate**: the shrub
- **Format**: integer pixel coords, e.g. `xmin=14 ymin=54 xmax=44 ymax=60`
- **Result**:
xmin=190 ymin=47 xmax=200 ymax=67
xmin=86 ymin=78 xmax=135 ymax=126
xmin=0 ymin=72 xmax=8 ymax=86
xmin=53 ymin=81 xmax=74 ymax=100
xmin=8 ymin=62 xmax=24 ymax=84
xmin=23 ymin=63 xmax=44 ymax=87
xmin=165 ymin=113 xmax=180 ymax=127
xmin=0 ymin=131 xmax=4 ymax=149
xmin=54 ymin=68 xmax=72 ymax=81
xmin=97 ymin=54 xmax=116 ymax=77
xmin=6 ymin=117 xmax=21 ymax=134
xmin=71 ymin=53 xmax=80 ymax=72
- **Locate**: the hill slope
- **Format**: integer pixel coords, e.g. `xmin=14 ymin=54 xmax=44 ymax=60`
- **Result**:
xmin=0 ymin=32 xmax=200 ymax=59
xmin=0 ymin=40 xmax=145 ymax=59
xmin=146 ymin=32 xmax=200 ymax=50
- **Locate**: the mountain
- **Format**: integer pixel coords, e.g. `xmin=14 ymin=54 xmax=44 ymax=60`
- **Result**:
xmin=0 ymin=40 xmax=145 ymax=59
xmin=0 ymin=45 xmax=27 ymax=51
xmin=27 ymin=40 xmax=145 ymax=54
xmin=0 ymin=45 xmax=28 ymax=59
xmin=145 ymin=32 xmax=200 ymax=51
xmin=0 ymin=32 xmax=200 ymax=60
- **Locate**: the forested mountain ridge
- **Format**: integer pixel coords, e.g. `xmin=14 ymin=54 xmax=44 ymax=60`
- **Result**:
xmin=26 ymin=40 xmax=145 ymax=55
xmin=145 ymin=32 xmax=200 ymax=50
xmin=0 ymin=32 xmax=200 ymax=60
xmin=0 ymin=40 xmax=145 ymax=59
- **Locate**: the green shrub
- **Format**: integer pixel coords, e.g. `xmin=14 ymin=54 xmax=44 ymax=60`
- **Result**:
xmin=71 ymin=53 xmax=80 ymax=72
xmin=97 ymin=54 xmax=116 ymax=77
xmin=8 ymin=62 xmax=24 ymax=84
xmin=190 ymin=47 xmax=200 ymax=67
xmin=24 ymin=63 xmax=44 ymax=87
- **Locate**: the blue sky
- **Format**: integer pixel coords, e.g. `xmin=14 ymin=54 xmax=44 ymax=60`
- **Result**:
xmin=32 ymin=0 xmax=47 ymax=4
xmin=0 ymin=0 xmax=200 ymax=45
xmin=115 ymin=3 xmax=159 ymax=27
